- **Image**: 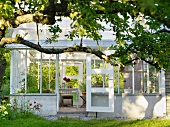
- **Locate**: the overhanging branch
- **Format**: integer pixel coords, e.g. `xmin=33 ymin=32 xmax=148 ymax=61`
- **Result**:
xmin=154 ymin=29 xmax=170 ymax=34
xmin=0 ymin=37 xmax=116 ymax=65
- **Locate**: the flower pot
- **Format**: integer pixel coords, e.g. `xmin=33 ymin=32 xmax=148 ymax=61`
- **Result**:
xmin=69 ymin=85 xmax=73 ymax=88
xmin=82 ymin=92 xmax=86 ymax=96
xmin=44 ymin=89 xmax=51 ymax=93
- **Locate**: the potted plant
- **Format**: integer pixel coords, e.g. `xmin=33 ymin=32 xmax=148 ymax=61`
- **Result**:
xmin=94 ymin=74 xmax=103 ymax=87
xmin=44 ymin=89 xmax=51 ymax=93
xmin=63 ymin=77 xmax=71 ymax=88
xmin=80 ymin=82 xmax=86 ymax=96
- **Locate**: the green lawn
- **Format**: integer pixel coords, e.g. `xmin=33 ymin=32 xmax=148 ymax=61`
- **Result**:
xmin=1 ymin=117 xmax=170 ymax=127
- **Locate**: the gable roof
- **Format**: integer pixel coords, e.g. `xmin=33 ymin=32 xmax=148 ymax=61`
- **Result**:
xmin=7 ymin=17 xmax=116 ymax=49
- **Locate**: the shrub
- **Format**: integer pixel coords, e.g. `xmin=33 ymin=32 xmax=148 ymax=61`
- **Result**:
xmin=0 ymin=99 xmax=41 ymax=120
xmin=0 ymin=100 xmax=11 ymax=120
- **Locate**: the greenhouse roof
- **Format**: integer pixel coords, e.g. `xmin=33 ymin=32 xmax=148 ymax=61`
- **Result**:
xmin=7 ymin=17 xmax=117 ymax=49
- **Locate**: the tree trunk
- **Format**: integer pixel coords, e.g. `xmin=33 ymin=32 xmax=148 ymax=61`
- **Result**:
xmin=0 ymin=54 xmax=7 ymax=90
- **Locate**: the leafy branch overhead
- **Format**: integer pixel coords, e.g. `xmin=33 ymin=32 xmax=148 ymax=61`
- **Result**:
xmin=0 ymin=0 xmax=170 ymax=70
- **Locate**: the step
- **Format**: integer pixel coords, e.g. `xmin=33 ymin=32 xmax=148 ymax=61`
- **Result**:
xmin=57 ymin=112 xmax=87 ymax=118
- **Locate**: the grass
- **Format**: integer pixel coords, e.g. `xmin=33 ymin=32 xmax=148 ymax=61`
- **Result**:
xmin=1 ymin=117 xmax=170 ymax=127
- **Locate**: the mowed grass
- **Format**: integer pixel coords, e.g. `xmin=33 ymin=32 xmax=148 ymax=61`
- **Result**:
xmin=1 ymin=117 xmax=170 ymax=127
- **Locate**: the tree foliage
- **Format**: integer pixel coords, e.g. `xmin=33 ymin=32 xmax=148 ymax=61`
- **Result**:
xmin=0 ymin=0 xmax=169 ymax=70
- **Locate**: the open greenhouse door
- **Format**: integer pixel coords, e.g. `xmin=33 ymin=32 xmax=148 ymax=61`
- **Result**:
xmin=86 ymin=54 xmax=114 ymax=112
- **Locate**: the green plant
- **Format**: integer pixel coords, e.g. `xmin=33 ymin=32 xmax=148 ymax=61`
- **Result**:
xmin=1 ymin=50 xmax=10 ymax=95
xmin=1 ymin=117 xmax=170 ymax=127
xmin=28 ymin=100 xmax=43 ymax=113
xmin=0 ymin=97 xmax=43 ymax=120
xmin=26 ymin=62 xmax=39 ymax=93
xmin=0 ymin=100 xmax=10 ymax=120
xmin=79 ymin=82 xmax=86 ymax=92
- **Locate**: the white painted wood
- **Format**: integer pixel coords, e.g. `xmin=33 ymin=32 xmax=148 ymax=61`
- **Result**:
xmin=90 ymin=69 xmax=113 ymax=74
xmin=132 ymin=54 xmax=135 ymax=94
xmin=132 ymin=66 xmax=134 ymax=94
xmin=143 ymin=61 xmax=147 ymax=93
xmin=159 ymin=69 xmax=166 ymax=114
xmin=48 ymin=58 xmax=51 ymax=90
xmin=158 ymin=71 xmax=161 ymax=92
xmin=60 ymin=62 xmax=63 ymax=87
xmin=25 ymin=49 xmax=27 ymax=94
xmin=55 ymin=54 xmax=59 ymax=112
xmin=86 ymin=54 xmax=92 ymax=111
xmin=146 ymin=62 xmax=150 ymax=94
xmin=10 ymin=51 xmax=14 ymax=94
xmin=61 ymin=62 xmax=83 ymax=87
xmin=40 ymin=53 xmax=42 ymax=94
xmin=86 ymin=54 xmax=114 ymax=112
xmin=38 ymin=62 xmax=40 ymax=90
xmin=117 ymin=66 xmax=120 ymax=94
xmin=160 ymin=69 xmax=165 ymax=95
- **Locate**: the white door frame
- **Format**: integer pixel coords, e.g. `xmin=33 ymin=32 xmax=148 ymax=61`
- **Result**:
xmin=60 ymin=62 xmax=83 ymax=87
xmin=86 ymin=54 xmax=114 ymax=112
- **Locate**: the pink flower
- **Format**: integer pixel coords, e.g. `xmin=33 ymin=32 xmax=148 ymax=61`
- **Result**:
xmin=34 ymin=101 xmax=36 ymax=104
xmin=66 ymin=78 xmax=70 ymax=82
xmin=63 ymin=77 xmax=70 ymax=82
xmin=63 ymin=77 xmax=67 ymax=81
xmin=29 ymin=103 xmax=32 ymax=106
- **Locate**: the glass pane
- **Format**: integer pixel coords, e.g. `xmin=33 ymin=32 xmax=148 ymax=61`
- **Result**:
xmin=124 ymin=65 xmax=131 ymax=71
xmin=134 ymin=72 xmax=142 ymax=93
xmin=91 ymin=60 xmax=108 ymax=69
xmin=28 ymin=50 xmax=39 ymax=59
xmin=134 ymin=60 xmax=142 ymax=70
xmin=124 ymin=73 xmax=132 ymax=89
xmin=42 ymin=54 xmax=56 ymax=93
xmin=114 ymin=67 xmax=124 ymax=93
xmin=49 ymin=61 xmax=56 ymax=91
xmin=65 ymin=66 xmax=79 ymax=76
xmin=91 ymin=74 xmax=109 ymax=88
xmin=68 ymin=79 xmax=79 ymax=88
xmin=91 ymin=92 xmax=109 ymax=107
xmin=27 ymin=60 xmax=39 ymax=93
xmin=149 ymin=66 xmax=159 ymax=93
xmin=14 ymin=50 xmax=26 ymax=93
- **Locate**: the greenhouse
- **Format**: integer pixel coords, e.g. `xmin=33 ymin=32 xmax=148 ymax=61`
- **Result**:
xmin=9 ymin=19 xmax=166 ymax=118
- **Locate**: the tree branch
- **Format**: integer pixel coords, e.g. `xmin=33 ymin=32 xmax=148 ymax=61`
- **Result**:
xmin=0 ymin=38 xmax=18 ymax=47
xmin=141 ymin=58 xmax=160 ymax=69
xmin=0 ymin=37 xmax=116 ymax=65
xmin=154 ymin=29 xmax=170 ymax=34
